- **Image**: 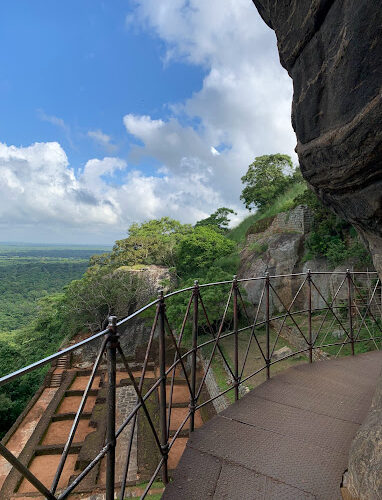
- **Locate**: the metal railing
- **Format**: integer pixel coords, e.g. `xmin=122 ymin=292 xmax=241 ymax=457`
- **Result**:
xmin=0 ymin=270 xmax=381 ymax=499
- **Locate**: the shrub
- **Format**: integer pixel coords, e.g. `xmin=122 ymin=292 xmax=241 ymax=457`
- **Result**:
xmin=176 ymin=226 xmax=236 ymax=278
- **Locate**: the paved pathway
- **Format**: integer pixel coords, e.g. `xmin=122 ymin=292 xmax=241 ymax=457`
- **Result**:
xmin=163 ymin=351 xmax=382 ymax=500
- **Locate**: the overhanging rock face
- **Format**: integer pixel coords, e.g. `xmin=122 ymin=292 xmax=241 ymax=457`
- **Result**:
xmin=252 ymin=0 xmax=382 ymax=274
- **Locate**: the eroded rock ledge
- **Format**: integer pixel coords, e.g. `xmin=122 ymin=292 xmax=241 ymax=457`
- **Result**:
xmin=343 ymin=368 xmax=382 ymax=499
xmin=252 ymin=0 xmax=382 ymax=274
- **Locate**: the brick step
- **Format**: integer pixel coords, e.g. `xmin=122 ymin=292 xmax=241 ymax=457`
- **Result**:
xmin=35 ymin=444 xmax=82 ymax=455
xmin=49 ymin=373 xmax=63 ymax=388
xmin=168 ymin=429 xmax=189 ymax=439
xmin=65 ymin=389 xmax=98 ymax=397
xmin=167 ymin=402 xmax=189 ymax=409
xmin=52 ymin=412 xmax=92 ymax=422
xmin=166 ymin=377 xmax=188 ymax=386
xmin=56 ymin=352 xmax=71 ymax=369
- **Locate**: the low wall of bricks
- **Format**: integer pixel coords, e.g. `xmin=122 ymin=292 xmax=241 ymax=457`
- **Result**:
xmin=271 ymin=205 xmax=314 ymax=234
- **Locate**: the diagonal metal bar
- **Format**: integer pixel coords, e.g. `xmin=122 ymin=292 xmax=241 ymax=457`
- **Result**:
xmin=334 ymin=298 xmax=379 ymax=357
xmin=337 ymin=277 xmax=381 ymax=357
xmin=141 ymin=457 xmax=165 ymax=500
xmin=58 ymin=443 xmax=110 ymax=500
xmin=119 ymin=307 xmax=159 ymax=500
xmin=0 ymin=443 xmax=57 ymax=499
xmin=115 ymin=377 xmax=163 ymax=440
xmin=237 ymin=282 xmax=269 ymax=379
xmin=196 ymin=285 xmax=233 ymax=401
xmin=139 ymin=306 xmax=159 ymax=385
xmin=240 ymin=283 xmax=266 ymax=380
xmin=352 ymin=300 xmax=379 ymax=350
xmin=119 ymin=414 xmax=136 ymax=500
xmin=168 ymin=410 xmax=191 ymax=449
xmin=236 ymin=285 xmax=251 ymax=323
xmin=314 ymin=275 xmax=347 ymax=347
xmin=318 ymin=314 xmax=338 ymax=350
xmin=337 ymin=276 xmax=379 ymax=357
xmin=198 ymin=292 xmax=235 ymax=378
xmin=310 ymin=278 xmax=352 ymax=342
xmin=269 ymin=282 xmax=310 ymax=345
xmin=51 ymin=337 xmax=108 ymax=494
xmin=166 ymin=291 xmax=193 ymax=440
xmin=270 ymin=276 xmax=308 ymax=358
xmin=165 ymin=315 xmax=193 ymax=395
xmin=352 ymin=277 xmax=382 ymax=339
xmin=116 ymin=345 xmax=163 ymax=454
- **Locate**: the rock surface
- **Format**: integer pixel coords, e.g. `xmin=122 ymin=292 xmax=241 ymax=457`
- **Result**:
xmin=343 ymin=368 xmax=382 ymax=499
xmin=71 ymin=265 xmax=172 ymax=368
xmin=237 ymin=207 xmax=371 ymax=314
xmin=252 ymin=0 xmax=382 ymax=275
xmin=272 ymin=346 xmax=292 ymax=361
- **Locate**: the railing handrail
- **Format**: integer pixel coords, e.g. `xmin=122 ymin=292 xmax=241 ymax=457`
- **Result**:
xmin=0 ymin=269 xmax=380 ymax=500
xmin=0 ymin=270 xmax=378 ymax=386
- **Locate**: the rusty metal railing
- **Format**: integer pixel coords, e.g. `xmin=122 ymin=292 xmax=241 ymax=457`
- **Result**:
xmin=0 ymin=270 xmax=381 ymax=499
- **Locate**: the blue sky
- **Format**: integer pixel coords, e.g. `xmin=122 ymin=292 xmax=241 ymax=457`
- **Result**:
xmin=0 ymin=0 xmax=205 ymax=171
xmin=0 ymin=0 xmax=296 ymax=244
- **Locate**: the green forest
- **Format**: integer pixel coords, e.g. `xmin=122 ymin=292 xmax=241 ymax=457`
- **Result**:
xmin=0 ymin=155 xmax=372 ymax=437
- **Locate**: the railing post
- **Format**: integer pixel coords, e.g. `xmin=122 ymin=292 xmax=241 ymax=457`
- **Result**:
xmin=106 ymin=315 xmax=118 ymax=500
xmin=347 ymin=269 xmax=355 ymax=356
xmin=307 ymin=269 xmax=313 ymax=363
xmin=190 ymin=280 xmax=198 ymax=434
xmin=158 ymin=290 xmax=169 ymax=484
xmin=265 ymin=272 xmax=270 ymax=379
xmin=233 ymin=275 xmax=239 ymax=401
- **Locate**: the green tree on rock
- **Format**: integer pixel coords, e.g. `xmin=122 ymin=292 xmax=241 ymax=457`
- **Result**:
xmin=176 ymin=226 xmax=236 ymax=278
xmin=89 ymin=217 xmax=193 ymax=271
xmin=240 ymin=154 xmax=295 ymax=210
xmin=195 ymin=207 xmax=237 ymax=233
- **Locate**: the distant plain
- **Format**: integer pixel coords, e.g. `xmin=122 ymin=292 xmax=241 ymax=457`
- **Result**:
xmin=0 ymin=243 xmax=111 ymax=332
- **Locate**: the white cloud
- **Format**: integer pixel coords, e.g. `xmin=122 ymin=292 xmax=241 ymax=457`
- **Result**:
xmin=88 ymin=129 xmax=117 ymax=152
xmin=37 ymin=109 xmax=74 ymax=148
xmin=124 ymin=0 xmax=297 ymax=214
xmin=0 ymin=142 xmax=116 ymax=228
xmin=0 ymin=141 xmax=225 ymax=243
xmin=2 ymin=1 xmax=297 ymax=243
xmin=124 ymin=114 xmax=164 ymax=136
xmin=37 ymin=110 xmax=67 ymax=130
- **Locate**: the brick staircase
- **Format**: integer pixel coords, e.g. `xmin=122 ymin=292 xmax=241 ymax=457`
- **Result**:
xmin=49 ymin=353 xmax=71 ymax=387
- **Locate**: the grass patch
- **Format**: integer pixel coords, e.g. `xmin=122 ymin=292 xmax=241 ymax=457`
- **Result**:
xmin=248 ymin=241 xmax=268 ymax=255
xmin=213 ymin=251 xmax=240 ymax=275
xmin=228 ymin=213 xmax=260 ymax=243
xmin=283 ymin=312 xmax=382 ymax=358
xmin=228 ymin=182 xmax=306 ymax=244
xmin=200 ymin=338 xmax=235 ymax=404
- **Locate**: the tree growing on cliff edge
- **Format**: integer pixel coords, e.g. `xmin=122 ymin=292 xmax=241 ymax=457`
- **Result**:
xmin=176 ymin=226 xmax=236 ymax=278
xmin=240 ymin=154 xmax=297 ymax=211
xmin=195 ymin=207 xmax=237 ymax=233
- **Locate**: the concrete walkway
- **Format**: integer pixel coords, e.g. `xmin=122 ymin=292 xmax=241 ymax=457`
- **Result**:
xmin=163 ymin=351 xmax=382 ymax=500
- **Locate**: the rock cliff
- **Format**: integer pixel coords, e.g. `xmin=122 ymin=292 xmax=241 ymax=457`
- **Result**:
xmin=343 ymin=369 xmax=382 ymax=499
xmin=71 ymin=265 xmax=173 ymax=368
xmin=252 ymin=0 xmax=382 ymax=275
xmin=238 ymin=205 xmax=372 ymax=314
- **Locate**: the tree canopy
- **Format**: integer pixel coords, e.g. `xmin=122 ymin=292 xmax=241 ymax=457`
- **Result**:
xmin=240 ymin=154 xmax=296 ymax=211
xmin=89 ymin=217 xmax=193 ymax=272
xmin=195 ymin=207 xmax=237 ymax=233
xmin=176 ymin=225 xmax=236 ymax=278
